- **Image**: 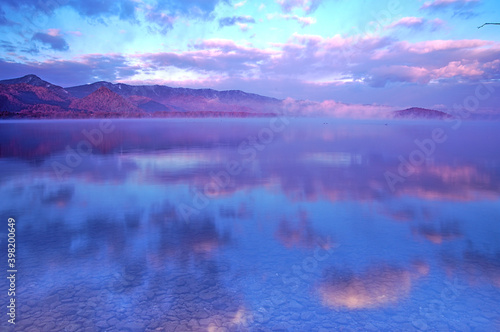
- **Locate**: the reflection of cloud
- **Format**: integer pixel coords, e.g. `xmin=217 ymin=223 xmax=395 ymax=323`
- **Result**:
xmin=318 ymin=262 xmax=428 ymax=309
xmin=380 ymin=207 xmax=417 ymax=222
xmin=275 ymin=210 xmax=331 ymax=249
xmin=219 ymin=202 xmax=252 ymax=219
xmin=443 ymin=250 xmax=500 ymax=288
xmin=40 ymin=185 xmax=74 ymax=206
xmin=394 ymin=164 xmax=499 ymax=201
xmin=412 ymin=221 xmax=462 ymax=244
xmin=398 ymin=187 xmax=499 ymax=202
xmin=303 ymin=152 xmax=362 ymax=167
xmin=120 ymin=150 xmax=219 ymax=172
xmin=151 ymin=209 xmax=231 ymax=259
xmin=2 ymin=121 xmax=500 ymax=205
xmin=415 ymin=165 xmax=489 ymax=184
xmin=380 ymin=205 xmax=434 ymax=223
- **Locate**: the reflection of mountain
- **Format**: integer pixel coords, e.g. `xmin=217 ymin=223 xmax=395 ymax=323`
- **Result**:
xmin=1 ymin=120 xmax=499 ymax=202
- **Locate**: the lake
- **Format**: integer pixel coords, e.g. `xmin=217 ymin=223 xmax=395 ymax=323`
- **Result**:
xmin=0 ymin=118 xmax=499 ymax=331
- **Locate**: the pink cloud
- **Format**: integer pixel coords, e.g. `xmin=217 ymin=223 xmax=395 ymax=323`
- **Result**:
xmin=291 ymin=33 xmax=323 ymax=45
xmin=366 ymin=60 xmax=484 ymax=87
xmin=281 ymin=97 xmax=396 ymax=118
xmin=234 ymin=0 xmax=246 ymax=9
xmin=386 ymin=17 xmax=445 ymax=31
xmin=267 ymin=13 xmax=317 ymax=27
xmin=46 ymin=28 xmax=61 ymax=37
xmin=135 ymin=39 xmax=277 ymax=78
xmin=68 ymin=31 xmax=83 ymax=36
xmin=388 ymin=17 xmax=424 ymax=29
xmin=398 ymin=39 xmax=491 ymax=54
xmin=276 ymin=0 xmax=322 ymax=14
xmin=421 ymin=0 xmax=479 ymax=10
xmin=434 ymin=60 xmax=483 ymax=78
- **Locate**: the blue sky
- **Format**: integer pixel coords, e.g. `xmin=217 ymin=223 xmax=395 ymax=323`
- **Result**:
xmin=0 ymin=0 xmax=499 ymax=111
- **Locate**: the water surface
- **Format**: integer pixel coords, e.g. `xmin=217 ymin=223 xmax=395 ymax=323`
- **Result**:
xmin=1 ymin=118 xmax=499 ymax=331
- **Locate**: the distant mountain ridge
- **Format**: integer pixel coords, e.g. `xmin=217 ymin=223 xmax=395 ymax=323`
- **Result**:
xmin=67 ymin=80 xmax=278 ymax=103
xmin=393 ymin=107 xmax=452 ymax=119
xmin=0 ymin=75 xmax=280 ymax=118
xmin=69 ymin=86 xmax=144 ymax=115
xmin=0 ymin=74 xmax=458 ymax=119
xmin=66 ymin=80 xmax=280 ymax=114
xmin=0 ymin=74 xmax=70 ymax=100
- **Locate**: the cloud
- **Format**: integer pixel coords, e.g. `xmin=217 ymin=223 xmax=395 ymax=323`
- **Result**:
xmin=276 ymin=0 xmax=323 ymax=14
xmin=387 ymin=17 xmax=445 ymax=31
xmin=3 ymin=0 xmax=228 ymax=24
xmin=266 ymin=33 xmax=500 ymax=90
xmin=361 ymin=39 xmax=498 ymax=86
xmin=0 ymin=40 xmax=15 ymax=52
xmin=138 ymin=39 xmax=276 ymax=76
xmin=387 ymin=17 xmax=425 ymax=29
xmin=2 ymin=17 xmax=500 ymax=113
xmin=10 ymin=32 xmax=498 ymax=98
xmin=218 ymin=15 xmax=255 ymax=28
xmin=267 ymin=13 xmax=317 ymax=27
xmin=153 ymin=0 xmax=229 ymax=19
xmin=420 ymin=0 xmax=479 ymax=10
xmin=234 ymin=0 xmax=246 ymax=9
xmin=420 ymin=0 xmax=480 ymax=18
xmin=0 ymin=54 xmax=140 ymax=86
xmin=281 ymin=97 xmax=396 ymax=118
xmin=145 ymin=12 xmax=177 ymax=35
xmin=395 ymin=39 xmax=491 ymax=54
xmin=67 ymin=0 xmax=137 ymax=20
xmin=2 ymin=0 xmax=138 ymax=21
xmin=0 ymin=8 xmax=15 ymax=26
xmin=237 ymin=23 xmax=251 ymax=31
xmin=68 ymin=31 xmax=83 ymax=36
xmin=32 ymin=32 xmax=69 ymax=51
xmin=364 ymin=61 xmax=484 ymax=87
xmin=144 ymin=0 xmax=230 ymax=34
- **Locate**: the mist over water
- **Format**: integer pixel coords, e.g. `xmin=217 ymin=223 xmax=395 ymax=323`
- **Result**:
xmin=1 ymin=118 xmax=499 ymax=331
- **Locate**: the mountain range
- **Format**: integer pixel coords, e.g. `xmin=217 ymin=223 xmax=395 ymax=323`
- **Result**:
xmin=393 ymin=107 xmax=452 ymax=120
xmin=0 ymin=74 xmax=452 ymax=119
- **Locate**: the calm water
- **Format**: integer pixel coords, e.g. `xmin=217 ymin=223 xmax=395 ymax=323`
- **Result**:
xmin=0 ymin=118 xmax=499 ymax=331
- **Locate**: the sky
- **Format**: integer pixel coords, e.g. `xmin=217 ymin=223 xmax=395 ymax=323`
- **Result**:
xmin=0 ymin=0 xmax=499 ymax=111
